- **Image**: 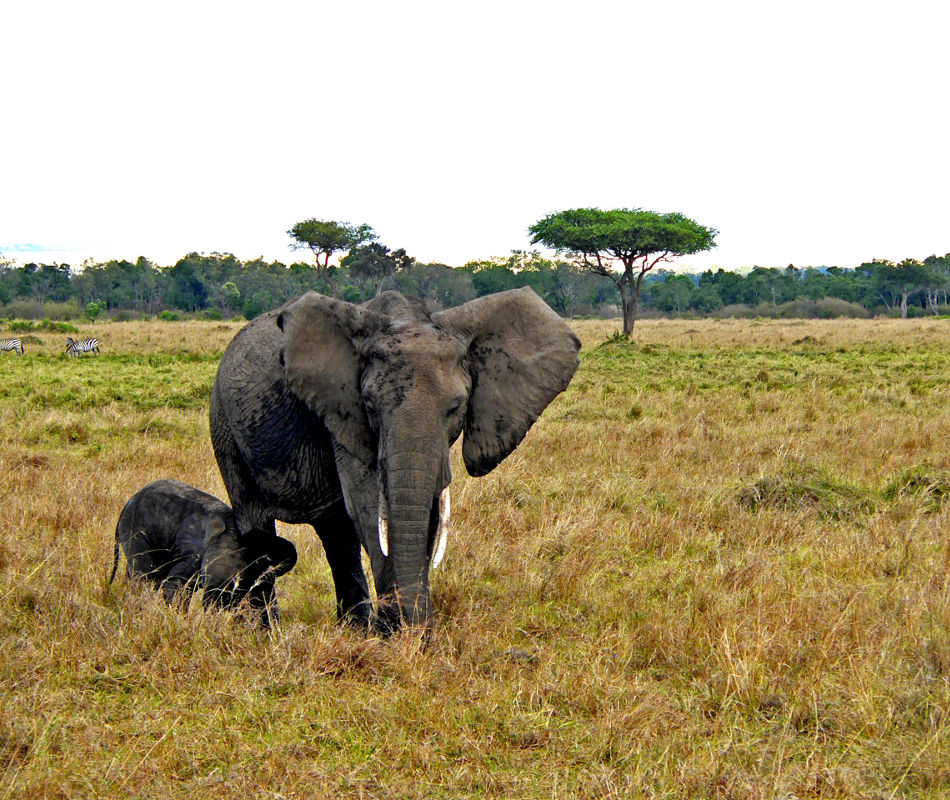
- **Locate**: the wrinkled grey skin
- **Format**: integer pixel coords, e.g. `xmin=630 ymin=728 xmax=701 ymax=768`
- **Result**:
xmin=110 ymin=479 xmax=297 ymax=625
xmin=209 ymin=287 xmax=580 ymax=632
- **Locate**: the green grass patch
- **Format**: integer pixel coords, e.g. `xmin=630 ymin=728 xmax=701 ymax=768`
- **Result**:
xmin=0 ymin=353 xmax=219 ymax=413
xmin=883 ymin=464 xmax=950 ymax=511
xmin=6 ymin=319 xmax=80 ymax=333
xmin=735 ymin=462 xmax=877 ymax=520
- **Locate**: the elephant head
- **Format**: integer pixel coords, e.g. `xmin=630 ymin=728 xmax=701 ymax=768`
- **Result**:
xmin=201 ymin=519 xmax=297 ymax=622
xmin=276 ymin=287 xmax=580 ymax=629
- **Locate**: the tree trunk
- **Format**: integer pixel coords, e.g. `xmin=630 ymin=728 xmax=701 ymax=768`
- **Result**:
xmin=617 ymin=274 xmax=637 ymax=336
xmin=622 ymin=293 xmax=638 ymax=335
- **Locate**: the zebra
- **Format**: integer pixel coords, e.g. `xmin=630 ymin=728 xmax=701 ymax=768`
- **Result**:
xmin=65 ymin=337 xmax=100 ymax=357
xmin=0 ymin=337 xmax=24 ymax=355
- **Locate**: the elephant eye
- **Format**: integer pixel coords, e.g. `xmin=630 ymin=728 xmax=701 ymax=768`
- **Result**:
xmin=447 ymin=398 xmax=464 ymax=417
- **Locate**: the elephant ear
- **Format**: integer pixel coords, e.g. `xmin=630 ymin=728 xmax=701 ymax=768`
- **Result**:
xmin=199 ymin=514 xmax=227 ymax=546
xmin=277 ymin=292 xmax=380 ymax=465
xmin=433 ymin=286 xmax=581 ymax=477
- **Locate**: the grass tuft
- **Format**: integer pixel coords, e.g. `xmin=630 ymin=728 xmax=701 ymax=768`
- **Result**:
xmin=882 ymin=465 xmax=950 ymax=511
xmin=736 ymin=462 xmax=876 ymax=520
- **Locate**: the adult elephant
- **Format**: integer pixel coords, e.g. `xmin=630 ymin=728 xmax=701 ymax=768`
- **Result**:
xmin=209 ymin=287 xmax=580 ymax=631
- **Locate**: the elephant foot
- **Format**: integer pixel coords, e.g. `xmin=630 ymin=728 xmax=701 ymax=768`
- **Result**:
xmin=369 ymin=596 xmax=435 ymax=642
xmin=339 ymin=598 xmax=373 ymax=632
xmin=369 ymin=596 xmax=402 ymax=638
xmin=257 ymin=599 xmax=280 ymax=629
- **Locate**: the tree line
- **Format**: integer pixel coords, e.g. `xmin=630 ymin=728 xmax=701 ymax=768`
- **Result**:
xmin=0 ymin=250 xmax=618 ymax=322
xmin=1 ymin=214 xmax=947 ymax=323
xmin=649 ymin=256 xmax=950 ymax=319
xmin=3 ymin=250 xmax=949 ymax=323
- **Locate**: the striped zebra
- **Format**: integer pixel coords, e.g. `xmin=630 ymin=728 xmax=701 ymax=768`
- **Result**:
xmin=65 ymin=337 xmax=100 ymax=357
xmin=0 ymin=337 xmax=24 ymax=355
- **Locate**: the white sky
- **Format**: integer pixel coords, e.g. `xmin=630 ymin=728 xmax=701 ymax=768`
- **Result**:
xmin=2 ymin=1 xmax=948 ymax=272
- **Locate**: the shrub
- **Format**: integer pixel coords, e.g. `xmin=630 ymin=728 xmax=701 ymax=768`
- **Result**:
xmin=8 ymin=320 xmax=35 ymax=332
xmin=774 ymin=298 xmax=817 ymax=318
xmin=38 ymin=319 xmax=80 ymax=333
xmin=42 ymin=299 xmax=82 ymax=320
xmin=713 ymin=303 xmax=754 ymax=318
xmin=906 ymin=304 xmax=931 ymax=318
xmin=595 ymin=303 xmax=621 ymax=319
xmin=108 ymin=309 xmax=151 ymax=321
xmin=7 ymin=318 xmax=78 ymax=333
xmin=85 ymin=300 xmax=107 ymax=321
xmin=159 ymin=310 xmax=181 ymax=321
xmin=4 ymin=299 xmax=43 ymax=319
xmin=241 ymin=293 xmax=274 ymax=320
xmin=202 ymin=308 xmax=224 ymax=320
xmin=770 ymin=298 xmax=867 ymax=319
xmin=814 ymin=298 xmax=870 ymax=318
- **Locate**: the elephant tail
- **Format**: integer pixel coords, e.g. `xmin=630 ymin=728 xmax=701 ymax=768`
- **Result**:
xmin=110 ymin=498 xmax=133 ymax=585
xmin=109 ymin=533 xmax=120 ymax=585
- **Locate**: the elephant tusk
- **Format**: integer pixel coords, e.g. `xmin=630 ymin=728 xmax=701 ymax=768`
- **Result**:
xmin=378 ymin=515 xmax=389 ymax=557
xmin=432 ymin=487 xmax=450 ymax=569
xmin=378 ymin=489 xmax=390 ymax=557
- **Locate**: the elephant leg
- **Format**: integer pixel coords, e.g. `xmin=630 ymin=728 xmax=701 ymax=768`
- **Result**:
xmin=331 ymin=444 xmax=399 ymax=635
xmin=313 ymin=505 xmax=372 ymax=629
xmin=161 ymin=555 xmax=202 ymax=605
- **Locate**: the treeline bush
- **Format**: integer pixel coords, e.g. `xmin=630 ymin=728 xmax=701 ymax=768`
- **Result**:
xmin=0 ymin=250 xmax=948 ymax=321
xmin=649 ymin=257 xmax=950 ymax=319
xmin=0 ymin=251 xmax=620 ymax=321
xmin=709 ymin=298 xmax=871 ymax=320
xmin=2 ymin=299 xmax=85 ymax=321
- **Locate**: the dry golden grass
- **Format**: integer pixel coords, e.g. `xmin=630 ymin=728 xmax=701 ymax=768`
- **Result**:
xmin=1 ymin=317 xmax=949 ymax=798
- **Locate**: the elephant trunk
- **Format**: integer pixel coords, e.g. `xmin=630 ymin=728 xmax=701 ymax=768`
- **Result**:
xmin=381 ymin=448 xmax=441 ymax=628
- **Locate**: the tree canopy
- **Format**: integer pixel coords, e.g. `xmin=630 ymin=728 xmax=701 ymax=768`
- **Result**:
xmin=340 ymin=244 xmax=415 ymax=297
xmin=530 ymin=208 xmax=717 ymax=334
xmin=287 ymin=219 xmax=377 ymax=269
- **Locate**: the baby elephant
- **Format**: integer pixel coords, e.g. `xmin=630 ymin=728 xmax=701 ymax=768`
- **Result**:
xmin=111 ymin=479 xmax=297 ymax=625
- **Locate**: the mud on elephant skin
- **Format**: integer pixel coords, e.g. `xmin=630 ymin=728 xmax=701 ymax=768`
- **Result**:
xmin=209 ymin=287 xmax=580 ymax=632
xmin=110 ymin=479 xmax=297 ymax=626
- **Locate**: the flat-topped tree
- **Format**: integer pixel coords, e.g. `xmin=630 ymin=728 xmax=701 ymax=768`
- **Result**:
xmin=287 ymin=219 xmax=377 ymax=295
xmin=529 ymin=208 xmax=717 ymax=335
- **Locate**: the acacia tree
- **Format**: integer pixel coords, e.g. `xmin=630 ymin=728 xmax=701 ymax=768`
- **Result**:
xmin=529 ymin=208 xmax=717 ymax=335
xmin=287 ymin=219 xmax=376 ymax=294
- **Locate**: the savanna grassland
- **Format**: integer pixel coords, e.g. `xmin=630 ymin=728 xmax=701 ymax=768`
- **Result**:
xmin=1 ymin=316 xmax=949 ymax=799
